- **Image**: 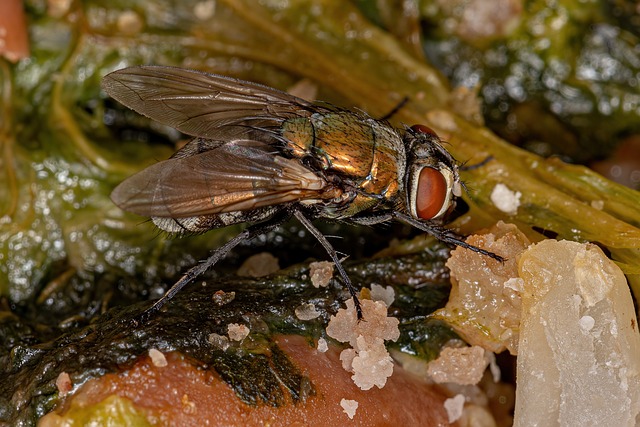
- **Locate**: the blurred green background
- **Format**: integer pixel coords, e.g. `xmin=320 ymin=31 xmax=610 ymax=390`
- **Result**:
xmin=2 ymin=0 xmax=639 ymax=307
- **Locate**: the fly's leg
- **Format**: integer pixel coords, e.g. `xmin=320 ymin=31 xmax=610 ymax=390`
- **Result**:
xmin=377 ymin=97 xmax=409 ymax=121
xmin=460 ymin=155 xmax=494 ymax=171
xmin=457 ymin=156 xmax=494 ymax=196
xmin=293 ymin=210 xmax=364 ymax=320
xmin=136 ymin=211 xmax=292 ymax=324
xmin=393 ymin=211 xmax=505 ymax=262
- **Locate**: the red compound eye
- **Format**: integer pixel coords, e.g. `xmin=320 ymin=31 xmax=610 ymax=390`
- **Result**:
xmin=410 ymin=124 xmax=439 ymax=138
xmin=415 ymin=167 xmax=448 ymax=219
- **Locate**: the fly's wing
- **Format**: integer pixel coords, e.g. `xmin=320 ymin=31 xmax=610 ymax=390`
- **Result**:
xmin=111 ymin=141 xmax=335 ymax=218
xmin=101 ymin=65 xmax=321 ymax=138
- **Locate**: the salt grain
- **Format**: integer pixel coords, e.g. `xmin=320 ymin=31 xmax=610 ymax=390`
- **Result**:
xmin=436 ymin=221 xmax=529 ymax=354
xmin=48 ymin=0 xmax=72 ymax=18
xmin=340 ymin=398 xmax=359 ymax=419
xmin=148 ymin=348 xmax=168 ymax=367
xmin=208 ymin=333 xmax=230 ymax=351
xmin=317 ymin=337 xmax=328 ymax=353
xmin=193 ymin=0 xmax=215 ymax=20
xmin=370 ymin=284 xmax=395 ymax=307
xmin=227 ymin=323 xmax=250 ymax=341
xmin=326 ymin=299 xmax=400 ymax=390
xmin=444 ymin=394 xmax=466 ymax=423
xmin=350 ymin=335 xmax=395 ymax=390
xmin=514 ymin=240 xmax=640 ymax=426
xmin=487 ymin=351 xmax=501 ymax=383
xmin=490 ymin=183 xmax=521 ymax=215
xmin=427 ymin=346 xmax=489 ymax=385
xmin=309 ymin=261 xmax=334 ymax=288
xmin=339 ymin=348 xmax=356 ymax=371
xmin=116 ymin=11 xmax=143 ymax=35
xmin=504 ymin=277 xmax=524 ymax=292
xmin=579 ymin=315 xmax=595 ymax=332
xmin=295 ymin=303 xmax=321 ymax=320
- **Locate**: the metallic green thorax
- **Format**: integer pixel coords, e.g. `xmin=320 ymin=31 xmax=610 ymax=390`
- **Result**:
xmin=281 ymin=112 xmax=406 ymax=219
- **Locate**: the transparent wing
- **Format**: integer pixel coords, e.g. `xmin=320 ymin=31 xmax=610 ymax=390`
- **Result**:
xmin=102 ymin=65 xmax=322 ymax=138
xmin=111 ymin=141 xmax=335 ymax=217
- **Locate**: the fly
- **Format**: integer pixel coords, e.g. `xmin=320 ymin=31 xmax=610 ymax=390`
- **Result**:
xmin=102 ymin=66 xmax=502 ymax=320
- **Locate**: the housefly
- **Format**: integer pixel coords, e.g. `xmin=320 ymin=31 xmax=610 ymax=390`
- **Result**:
xmin=102 ymin=66 xmax=502 ymax=319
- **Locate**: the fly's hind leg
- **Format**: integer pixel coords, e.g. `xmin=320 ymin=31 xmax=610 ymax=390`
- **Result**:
xmin=135 ymin=210 xmax=293 ymax=325
xmin=293 ymin=210 xmax=364 ymax=320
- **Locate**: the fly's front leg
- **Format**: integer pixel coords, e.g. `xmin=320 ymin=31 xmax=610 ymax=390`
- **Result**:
xmin=293 ymin=210 xmax=364 ymax=320
xmin=377 ymin=97 xmax=409 ymax=121
xmin=393 ymin=211 xmax=505 ymax=262
xmin=136 ymin=210 xmax=293 ymax=325
xmin=460 ymin=155 xmax=494 ymax=171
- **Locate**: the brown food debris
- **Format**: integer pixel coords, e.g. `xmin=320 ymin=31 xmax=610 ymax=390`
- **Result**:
xmin=47 ymin=0 xmax=71 ymax=18
xmin=212 ymin=290 xmax=236 ymax=306
xmin=41 ymin=337 xmax=459 ymax=426
xmin=237 ymin=252 xmax=280 ymax=278
xmin=446 ymin=0 xmax=522 ymax=41
xmin=309 ymin=261 xmax=334 ymax=288
xmin=181 ymin=393 xmax=196 ymax=414
xmin=193 ymin=0 xmax=215 ymax=21
xmin=0 ymin=0 xmax=30 ymax=62
xmin=55 ymin=372 xmax=73 ymax=396
xmin=116 ymin=10 xmax=144 ymax=35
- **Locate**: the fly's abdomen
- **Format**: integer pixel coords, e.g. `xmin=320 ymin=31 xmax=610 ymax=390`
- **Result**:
xmin=281 ymin=112 xmax=405 ymax=206
xmin=152 ymin=206 xmax=280 ymax=234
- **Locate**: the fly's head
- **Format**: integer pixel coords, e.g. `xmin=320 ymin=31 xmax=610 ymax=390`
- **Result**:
xmin=403 ymin=124 xmax=462 ymax=222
